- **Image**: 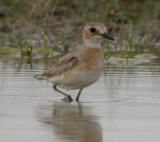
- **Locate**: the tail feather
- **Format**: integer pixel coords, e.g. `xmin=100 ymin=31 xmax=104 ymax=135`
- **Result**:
xmin=34 ymin=74 xmax=46 ymax=80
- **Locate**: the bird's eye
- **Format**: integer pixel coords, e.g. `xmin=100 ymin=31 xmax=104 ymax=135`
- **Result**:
xmin=90 ymin=27 xmax=96 ymax=33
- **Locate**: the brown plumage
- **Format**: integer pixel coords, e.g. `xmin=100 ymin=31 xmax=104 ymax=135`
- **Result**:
xmin=42 ymin=53 xmax=79 ymax=77
xmin=34 ymin=22 xmax=114 ymax=102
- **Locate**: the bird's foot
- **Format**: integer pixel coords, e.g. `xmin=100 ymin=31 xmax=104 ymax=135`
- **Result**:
xmin=62 ymin=95 xmax=73 ymax=102
xmin=75 ymin=98 xmax=79 ymax=102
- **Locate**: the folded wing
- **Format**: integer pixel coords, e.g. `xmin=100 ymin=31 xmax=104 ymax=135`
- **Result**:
xmin=39 ymin=53 xmax=79 ymax=79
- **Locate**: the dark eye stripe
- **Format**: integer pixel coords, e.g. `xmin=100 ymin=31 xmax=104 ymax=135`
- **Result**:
xmin=90 ymin=27 xmax=96 ymax=33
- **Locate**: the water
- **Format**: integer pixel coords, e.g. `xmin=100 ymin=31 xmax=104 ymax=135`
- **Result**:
xmin=0 ymin=63 xmax=160 ymax=142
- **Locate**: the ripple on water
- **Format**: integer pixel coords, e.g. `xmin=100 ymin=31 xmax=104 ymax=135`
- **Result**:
xmin=0 ymin=65 xmax=160 ymax=142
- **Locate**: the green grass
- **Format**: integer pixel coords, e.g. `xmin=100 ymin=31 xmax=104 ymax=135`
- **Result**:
xmin=0 ymin=0 xmax=160 ymax=60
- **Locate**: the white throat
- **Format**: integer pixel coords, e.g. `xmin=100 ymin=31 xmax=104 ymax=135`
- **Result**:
xmin=84 ymin=36 xmax=103 ymax=48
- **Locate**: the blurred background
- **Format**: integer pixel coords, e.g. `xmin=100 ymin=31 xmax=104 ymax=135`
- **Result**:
xmin=1 ymin=1 xmax=160 ymax=142
xmin=0 ymin=0 xmax=160 ymax=67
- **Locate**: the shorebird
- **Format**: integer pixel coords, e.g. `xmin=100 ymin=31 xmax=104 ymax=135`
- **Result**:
xmin=34 ymin=22 xmax=114 ymax=102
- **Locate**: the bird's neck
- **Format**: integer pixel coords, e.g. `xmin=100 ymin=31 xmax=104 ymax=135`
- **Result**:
xmin=83 ymin=37 xmax=102 ymax=48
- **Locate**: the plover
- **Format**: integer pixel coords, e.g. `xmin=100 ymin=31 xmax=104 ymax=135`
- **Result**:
xmin=34 ymin=22 xmax=114 ymax=102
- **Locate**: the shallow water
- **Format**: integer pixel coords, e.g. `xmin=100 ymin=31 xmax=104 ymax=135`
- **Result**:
xmin=0 ymin=63 xmax=160 ymax=142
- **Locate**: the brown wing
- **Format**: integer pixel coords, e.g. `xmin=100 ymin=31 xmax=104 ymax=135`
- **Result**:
xmin=42 ymin=53 xmax=79 ymax=78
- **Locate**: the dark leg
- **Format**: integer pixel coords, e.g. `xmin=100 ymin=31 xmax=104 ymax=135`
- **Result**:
xmin=76 ymin=89 xmax=83 ymax=102
xmin=53 ymin=85 xmax=73 ymax=102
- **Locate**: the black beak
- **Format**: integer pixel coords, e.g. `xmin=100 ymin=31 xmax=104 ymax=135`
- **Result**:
xmin=102 ymin=33 xmax=114 ymax=41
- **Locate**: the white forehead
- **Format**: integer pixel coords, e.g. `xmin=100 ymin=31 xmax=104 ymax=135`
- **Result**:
xmin=96 ymin=26 xmax=106 ymax=33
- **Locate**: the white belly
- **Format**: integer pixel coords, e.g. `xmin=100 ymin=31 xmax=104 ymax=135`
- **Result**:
xmin=49 ymin=69 xmax=102 ymax=90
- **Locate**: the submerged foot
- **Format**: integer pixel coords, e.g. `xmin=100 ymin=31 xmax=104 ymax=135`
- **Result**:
xmin=62 ymin=95 xmax=73 ymax=102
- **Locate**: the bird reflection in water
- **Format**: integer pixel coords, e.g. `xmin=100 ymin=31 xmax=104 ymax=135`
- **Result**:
xmin=40 ymin=103 xmax=102 ymax=142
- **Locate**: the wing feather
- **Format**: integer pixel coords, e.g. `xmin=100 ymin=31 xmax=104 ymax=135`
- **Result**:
xmin=42 ymin=53 xmax=78 ymax=78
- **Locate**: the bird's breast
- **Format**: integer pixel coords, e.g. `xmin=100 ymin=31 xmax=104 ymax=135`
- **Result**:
xmin=52 ymin=48 xmax=104 ymax=90
xmin=79 ymin=47 xmax=104 ymax=72
xmin=60 ymin=48 xmax=104 ymax=89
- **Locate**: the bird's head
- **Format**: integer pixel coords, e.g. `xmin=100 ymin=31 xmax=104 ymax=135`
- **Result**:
xmin=83 ymin=22 xmax=114 ymax=48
